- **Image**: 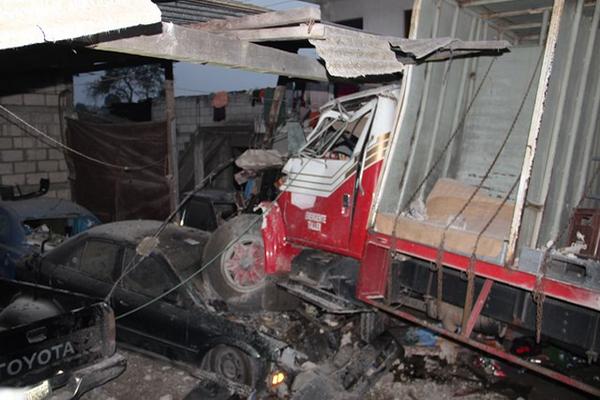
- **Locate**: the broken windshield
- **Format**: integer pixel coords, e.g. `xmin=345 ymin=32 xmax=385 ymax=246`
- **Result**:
xmin=300 ymin=99 xmax=375 ymax=159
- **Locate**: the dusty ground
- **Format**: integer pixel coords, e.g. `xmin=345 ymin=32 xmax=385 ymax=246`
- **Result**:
xmin=80 ymin=342 xmax=591 ymax=400
xmin=83 ymin=348 xmax=510 ymax=400
xmin=83 ymin=349 xmax=202 ymax=400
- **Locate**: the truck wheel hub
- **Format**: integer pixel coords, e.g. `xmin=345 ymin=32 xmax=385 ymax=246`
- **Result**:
xmin=223 ymin=239 xmax=265 ymax=292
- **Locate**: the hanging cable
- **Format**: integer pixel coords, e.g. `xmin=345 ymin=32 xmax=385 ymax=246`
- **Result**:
xmin=104 ymin=157 xmax=235 ymax=302
xmin=113 ymin=152 xmax=313 ymax=320
xmin=0 ymin=105 xmax=165 ymax=172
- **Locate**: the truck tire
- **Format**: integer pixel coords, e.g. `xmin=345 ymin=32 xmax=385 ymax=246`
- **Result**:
xmin=202 ymin=214 xmax=265 ymax=310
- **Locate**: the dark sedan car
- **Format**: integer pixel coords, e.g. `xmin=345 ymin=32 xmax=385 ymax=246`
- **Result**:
xmin=18 ymin=220 xmax=290 ymax=393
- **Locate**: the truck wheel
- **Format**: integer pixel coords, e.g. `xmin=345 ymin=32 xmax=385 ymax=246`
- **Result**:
xmin=203 ymin=214 xmax=266 ymax=310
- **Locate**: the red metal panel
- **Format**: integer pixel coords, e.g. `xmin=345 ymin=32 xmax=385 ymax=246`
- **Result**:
xmin=464 ymin=278 xmax=493 ymax=338
xmin=363 ymin=297 xmax=600 ymax=398
xmin=280 ymin=160 xmax=384 ymax=260
xmin=356 ymin=242 xmax=390 ymax=298
xmin=368 ymin=232 xmax=600 ymax=311
xmin=261 ymin=201 xmax=301 ymax=274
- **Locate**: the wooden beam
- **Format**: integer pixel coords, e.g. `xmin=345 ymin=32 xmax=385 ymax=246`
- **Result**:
xmin=91 ymin=22 xmax=328 ymax=82
xmin=222 ymin=23 xmax=326 ymax=42
xmin=507 ymin=0 xmax=565 ymax=264
xmin=164 ymin=62 xmax=179 ymax=212
xmin=483 ymin=1 xmax=595 ymax=19
xmin=483 ymin=6 xmax=552 ymax=19
xmin=504 ymin=22 xmax=543 ymax=30
xmin=460 ymin=0 xmax=517 ymax=6
xmin=191 ymin=7 xmax=321 ymax=32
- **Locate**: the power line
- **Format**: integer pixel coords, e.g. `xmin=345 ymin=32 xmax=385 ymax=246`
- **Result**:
xmin=0 ymin=105 xmax=165 ymax=172
xmin=113 ymin=153 xmax=313 ymax=320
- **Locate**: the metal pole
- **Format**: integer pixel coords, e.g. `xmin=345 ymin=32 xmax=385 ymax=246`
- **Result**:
xmin=506 ymin=0 xmax=565 ymax=265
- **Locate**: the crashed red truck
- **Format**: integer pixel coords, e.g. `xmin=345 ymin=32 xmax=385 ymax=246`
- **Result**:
xmin=200 ymin=0 xmax=600 ymax=397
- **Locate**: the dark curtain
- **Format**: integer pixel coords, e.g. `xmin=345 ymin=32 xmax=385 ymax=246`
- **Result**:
xmin=66 ymin=118 xmax=170 ymax=222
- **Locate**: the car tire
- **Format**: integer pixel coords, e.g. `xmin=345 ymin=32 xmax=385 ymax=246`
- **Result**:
xmin=202 ymin=214 xmax=266 ymax=311
xmin=206 ymin=344 xmax=258 ymax=387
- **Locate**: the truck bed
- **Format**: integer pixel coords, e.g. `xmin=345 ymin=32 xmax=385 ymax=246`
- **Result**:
xmin=0 ymin=279 xmax=124 ymax=395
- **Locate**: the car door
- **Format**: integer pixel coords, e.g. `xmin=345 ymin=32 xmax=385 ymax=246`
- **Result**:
xmin=113 ymin=248 xmax=193 ymax=361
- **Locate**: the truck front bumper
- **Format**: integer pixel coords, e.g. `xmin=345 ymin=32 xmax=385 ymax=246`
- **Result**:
xmin=48 ymin=352 xmax=126 ymax=400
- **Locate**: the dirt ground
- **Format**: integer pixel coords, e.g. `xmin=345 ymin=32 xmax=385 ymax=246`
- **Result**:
xmin=81 ymin=344 xmax=591 ymax=400
xmin=82 ymin=348 xmax=511 ymax=400
xmin=83 ymin=349 xmax=202 ymax=400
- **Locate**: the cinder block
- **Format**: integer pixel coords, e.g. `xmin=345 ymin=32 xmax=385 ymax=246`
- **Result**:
xmin=22 ymin=94 xmax=46 ymax=106
xmin=45 ymin=95 xmax=59 ymax=107
xmin=38 ymin=160 xmax=58 ymax=172
xmin=8 ymin=124 xmax=23 ymax=136
xmin=26 ymin=149 xmax=47 ymax=161
xmin=46 ymin=125 xmax=61 ymax=137
xmin=48 ymin=149 xmax=64 ymax=160
xmin=30 ymin=112 xmax=55 ymax=124
xmin=49 ymin=171 xmax=68 ymax=183
xmin=21 ymin=137 xmax=34 ymax=148
xmin=14 ymin=162 xmax=36 ymax=173
xmin=0 ymin=95 xmax=23 ymax=105
xmin=0 ymin=163 xmax=13 ymax=174
xmin=57 ymin=189 xmax=71 ymax=200
xmin=26 ymin=172 xmax=48 ymax=185
xmin=58 ymin=160 xmax=68 ymax=171
xmin=1 ymin=150 xmax=23 ymax=162
xmin=2 ymin=174 xmax=25 ymax=185
xmin=0 ymin=138 xmax=12 ymax=149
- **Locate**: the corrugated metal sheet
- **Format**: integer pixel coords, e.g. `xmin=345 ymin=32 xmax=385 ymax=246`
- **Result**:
xmin=390 ymin=37 xmax=510 ymax=60
xmin=309 ymin=25 xmax=404 ymax=78
xmin=308 ymin=24 xmax=509 ymax=78
xmin=0 ymin=0 xmax=162 ymax=50
xmin=155 ymin=0 xmax=265 ymax=24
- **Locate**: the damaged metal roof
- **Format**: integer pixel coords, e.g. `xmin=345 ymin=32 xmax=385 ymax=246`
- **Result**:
xmin=0 ymin=0 xmax=162 ymax=51
xmin=154 ymin=0 xmax=266 ymax=25
xmin=187 ymin=8 xmax=510 ymax=79
xmin=308 ymin=24 xmax=510 ymax=78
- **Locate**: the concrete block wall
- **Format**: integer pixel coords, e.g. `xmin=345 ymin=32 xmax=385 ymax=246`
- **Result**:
xmin=0 ymin=84 xmax=72 ymax=200
xmin=152 ymin=91 xmax=265 ymax=155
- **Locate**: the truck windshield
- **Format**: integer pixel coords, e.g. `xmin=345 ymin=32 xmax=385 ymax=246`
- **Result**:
xmin=300 ymin=100 xmax=375 ymax=159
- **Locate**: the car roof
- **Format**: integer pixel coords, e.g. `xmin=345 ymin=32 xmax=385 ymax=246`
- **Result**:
xmin=184 ymin=189 xmax=237 ymax=203
xmin=84 ymin=220 xmax=210 ymax=275
xmin=1 ymin=197 xmax=96 ymax=221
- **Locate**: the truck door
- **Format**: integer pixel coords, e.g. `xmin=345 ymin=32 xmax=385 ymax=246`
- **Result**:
xmin=281 ymin=99 xmax=376 ymax=255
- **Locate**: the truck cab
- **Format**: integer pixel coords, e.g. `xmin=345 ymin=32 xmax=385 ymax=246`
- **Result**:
xmin=278 ymin=85 xmax=400 ymax=259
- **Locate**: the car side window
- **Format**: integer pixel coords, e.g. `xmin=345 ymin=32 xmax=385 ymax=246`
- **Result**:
xmin=121 ymin=249 xmax=182 ymax=304
xmin=78 ymin=240 xmax=119 ymax=283
xmin=0 ymin=209 xmax=12 ymax=244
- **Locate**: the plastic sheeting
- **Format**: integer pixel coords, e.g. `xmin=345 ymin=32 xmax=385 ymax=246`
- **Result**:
xmin=66 ymin=119 xmax=170 ymax=222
